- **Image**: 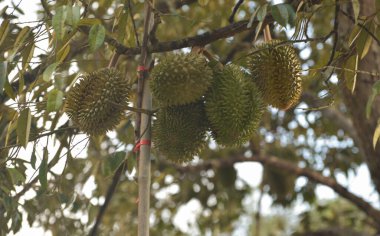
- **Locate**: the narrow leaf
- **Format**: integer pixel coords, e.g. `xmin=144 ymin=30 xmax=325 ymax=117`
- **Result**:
xmin=108 ymin=151 xmax=126 ymax=172
xmin=373 ymin=119 xmax=380 ymax=149
xmin=271 ymin=4 xmax=289 ymax=27
xmin=7 ymin=168 xmax=26 ymax=185
xmin=17 ymin=108 xmax=32 ymax=148
xmin=4 ymin=77 xmax=15 ymax=99
xmin=52 ymin=6 xmax=67 ymax=41
xmin=352 ymin=0 xmax=360 ymax=23
xmin=78 ymin=18 xmax=102 ymax=26
xmin=56 ymin=44 xmax=70 ymax=63
xmin=89 ymin=24 xmax=106 ymax=51
xmin=344 ymin=54 xmax=359 ymax=93
xmin=248 ymin=6 xmax=260 ymax=28
xmin=0 ymin=61 xmax=7 ymax=95
xmin=31 ymin=143 xmax=36 ymax=169
xmin=46 ymin=89 xmax=64 ymax=112
xmin=0 ymin=19 xmax=10 ymax=47
xmin=21 ymin=43 xmax=35 ymax=71
xmin=366 ymin=80 xmax=380 ymax=118
xmin=257 ymin=4 xmax=268 ymax=22
xmin=43 ymin=62 xmax=59 ymax=82
xmin=39 ymin=148 xmax=48 ymax=191
xmin=356 ymin=21 xmax=374 ymax=59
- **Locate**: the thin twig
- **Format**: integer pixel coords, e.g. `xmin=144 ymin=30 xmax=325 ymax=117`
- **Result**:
xmin=128 ymin=0 xmax=141 ymax=47
xmin=228 ymin=0 xmax=244 ymax=23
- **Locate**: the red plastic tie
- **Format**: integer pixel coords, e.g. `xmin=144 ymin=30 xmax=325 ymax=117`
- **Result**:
xmin=133 ymin=139 xmax=151 ymax=153
xmin=137 ymin=66 xmax=148 ymax=72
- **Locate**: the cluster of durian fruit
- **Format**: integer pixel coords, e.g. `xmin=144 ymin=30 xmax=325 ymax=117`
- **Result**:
xmin=65 ymin=41 xmax=302 ymax=163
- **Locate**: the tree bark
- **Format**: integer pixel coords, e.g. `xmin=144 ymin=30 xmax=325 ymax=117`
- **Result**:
xmin=339 ymin=0 xmax=380 ymax=194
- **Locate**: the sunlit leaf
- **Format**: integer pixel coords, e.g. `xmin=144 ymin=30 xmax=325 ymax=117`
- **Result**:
xmin=17 ymin=108 xmax=31 ymax=148
xmin=0 ymin=19 xmax=10 ymax=47
xmin=21 ymin=43 xmax=35 ymax=71
xmin=356 ymin=21 xmax=374 ymax=59
xmin=373 ymin=119 xmax=380 ymax=149
xmin=344 ymin=54 xmax=358 ymax=93
xmin=78 ymin=18 xmax=102 ymax=26
xmin=108 ymin=151 xmax=126 ymax=172
xmin=348 ymin=25 xmax=361 ymax=47
xmin=31 ymin=143 xmax=36 ymax=169
xmin=46 ymin=89 xmax=64 ymax=112
xmin=89 ymin=24 xmax=106 ymax=51
xmin=43 ymin=62 xmax=59 ymax=82
xmin=56 ymin=44 xmax=70 ymax=63
xmin=66 ymin=5 xmax=81 ymax=28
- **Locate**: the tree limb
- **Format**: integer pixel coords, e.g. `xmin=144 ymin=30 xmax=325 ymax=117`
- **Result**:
xmin=169 ymin=153 xmax=380 ymax=229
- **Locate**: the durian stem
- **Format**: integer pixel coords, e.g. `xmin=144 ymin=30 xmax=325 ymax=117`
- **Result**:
xmin=137 ymin=1 xmax=153 ymax=236
xmin=263 ymin=25 xmax=272 ymax=42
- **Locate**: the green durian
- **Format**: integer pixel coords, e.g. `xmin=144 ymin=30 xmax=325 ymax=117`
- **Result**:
xmin=65 ymin=68 xmax=130 ymax=135
xmin=205 ymin=64 xmax=265 ymax=146
xmin=248 ymin=40 xmax=302 ymax=110
xmin=153 ymin=101 xmax=208 ymax=163
xmin=150 ymin=53 xmax=213 ymax=106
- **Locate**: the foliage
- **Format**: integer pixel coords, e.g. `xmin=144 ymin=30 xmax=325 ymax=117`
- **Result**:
xmin=0 ymin=0 xmax=379 ymax=235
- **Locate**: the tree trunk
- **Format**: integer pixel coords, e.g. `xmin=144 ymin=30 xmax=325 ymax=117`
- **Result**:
xmin=339 ymin=0 xmax=380 ymax=194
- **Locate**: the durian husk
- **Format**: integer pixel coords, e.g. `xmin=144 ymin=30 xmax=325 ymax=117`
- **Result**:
xmin=248 ymin=40 xmax=302 ymax=110
xmin=150 ymin=53 xmax=213 ymax=106
xmin=153 ymin=101 xmax=208 ymax=163
xmin=205 ymin=64 xmax=265 ymax=146
xmin=65 ymin=68 xmax=130 ymax=135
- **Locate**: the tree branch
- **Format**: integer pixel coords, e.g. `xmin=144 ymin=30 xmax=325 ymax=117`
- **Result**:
xmin=168 ymin=153 xmax=380 ymax=229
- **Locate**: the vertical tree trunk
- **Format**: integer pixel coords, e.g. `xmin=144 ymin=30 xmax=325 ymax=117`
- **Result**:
xmin=339 ymin=0 xmax=380 ymax=194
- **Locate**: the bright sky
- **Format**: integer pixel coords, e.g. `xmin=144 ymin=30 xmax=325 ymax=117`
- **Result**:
xmin=1 ymin=0 xmax=379 ymax=235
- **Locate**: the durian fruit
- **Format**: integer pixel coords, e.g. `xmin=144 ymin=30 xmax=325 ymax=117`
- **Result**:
xmin=248 ymin=40 xmax=302 ymax=110
xmin=150 ymin=53 xmax=213 ymax=106
xmin=205 ymin=64 xmax=265 ymax=146
xmin=153 ymin=101 xmax=208 ymax=163
xmin=65 ymin=68 xmax=130 ymax=135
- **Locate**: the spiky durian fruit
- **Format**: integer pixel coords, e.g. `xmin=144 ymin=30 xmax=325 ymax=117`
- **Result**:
xmin=65 ymin=68 xmax=130 ymax=135
xmin=205 ymin=64 xmax=265 ymax=146
xmin=248 ymin=40 xmax=302 ymax=110
xmin=150 ymin=53 xmax=213 ymax=106
xmin=153 ymin=101 xmax=208 ymax=163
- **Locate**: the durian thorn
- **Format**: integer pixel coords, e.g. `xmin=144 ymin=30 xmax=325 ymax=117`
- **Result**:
xmin=107 ymin=101 xmax=156 ymax=115
xmin=264 ymin=24 xmax=272 ymax=42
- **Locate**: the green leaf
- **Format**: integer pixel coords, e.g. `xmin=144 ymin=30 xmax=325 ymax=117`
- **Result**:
xmin=8 ymin=26 xmax=30 ymax=61
xmin=31 ymin=143 xmax=36 ymax=169
xmin=39 ymin=147 xmax=48 ymax=192
xmin=7 ymin=168 xmax=26 ymax=185
xmin=21 ymin=43 xmax=35 ymax=71
xmin=17 ymin=108 xmax=31 ymax=148
xmin=89 ymin=24 xmax=106 ymax=51
xmin=108 ymin=151 xmax=126 ymax=172
xmin=66 ymin=5 xmax=81 ymax=28
xmin=0 ymin=61 xmax=7 ymax=95
xmin=257 ymin=4 xmax=268 ymax=22
xmin=285 ymin=4 xmax=296 ymax=26
xmin=47 ymin=89 xmax=64 ymax=112
xmin=78 ymin=18 xmax=102 ymax=26
xmin=43 ymin=62 xmax=59 ymax=82
xmin=348 ymin=25 xmax=361 ymax=47
xmin=271 ymin=3 xmax=289 ymax=27
xmin=356 ymin=21 xmax=374 ymax=59
xmin=366 ymin=80 xmax=380 ymax=118
xmin=52 ymin=6 xmax=67 ymax=41
xmin=344 ymin=54 xmax=358 ymax=93
xmin=4 ymin=77 xmax=16 ymax=99
xmin=352 ymin=0 xmax=360 ymax=23
xmin=373 ymin=119 xmax=380 ymax=149
xmin=0 ymin=19 xmax=10 ymax=47
xmin=56 ymin=44 xmax=70 ymax=63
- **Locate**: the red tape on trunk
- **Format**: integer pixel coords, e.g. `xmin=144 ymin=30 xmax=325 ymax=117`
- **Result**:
xmin=133 ymin=139 xmax=151 ymax=153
